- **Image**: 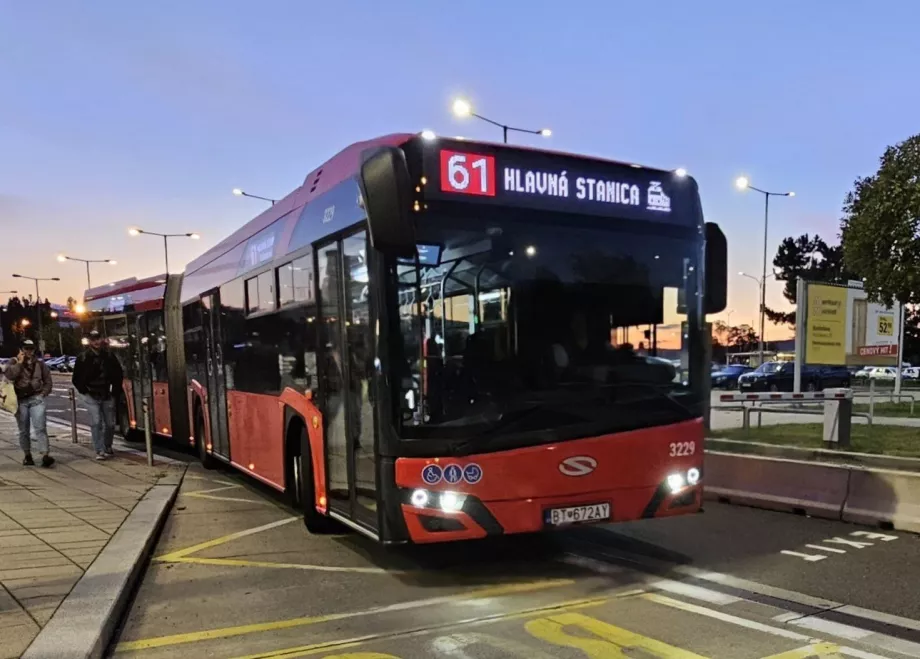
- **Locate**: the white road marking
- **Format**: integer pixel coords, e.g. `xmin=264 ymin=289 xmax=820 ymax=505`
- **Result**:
xmin=642 ymin=592 xmax=813 ymax=641
xmin=851 ymin=531 xmax=898 ymax=542
xmin=649 ymin=578 xmax=741 ymax=605
xmin=836 ymin=605 xmax=920 ymax=633
xmin=780 ymin=615 xmax=873 ymax=640
xmin=780 ymin=550 xmax=827 ymax=562
xmin=825 ymin=537 xmax=873 ymax=550
xmin=806 ymin=544 xmax=846 ymax=554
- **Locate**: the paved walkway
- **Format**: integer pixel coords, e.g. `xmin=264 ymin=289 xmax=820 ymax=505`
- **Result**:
xmin=0 ymin=412 xmax=184 ymax=659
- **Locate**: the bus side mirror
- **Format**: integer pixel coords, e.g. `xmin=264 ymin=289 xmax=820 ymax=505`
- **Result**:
xmin=704 ymin=222 xmax=727 ymax=314
xmin=359 ymin=146 xmax=416 ymax=258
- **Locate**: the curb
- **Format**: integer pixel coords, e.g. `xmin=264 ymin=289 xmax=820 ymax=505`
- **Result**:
xmin=703 ymin=451 xmax=920 ymax=533
xmin=706 ymin=437 xmax=920 ymax=473
xmin=21 ymin=477 xmax=182 ymax=659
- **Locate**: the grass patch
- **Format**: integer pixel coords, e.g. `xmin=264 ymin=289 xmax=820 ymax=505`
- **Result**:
xmin=710 ymin=423 xmax=920 ymax=458
xmin=853 ymin=401 xmax=916 ymax=417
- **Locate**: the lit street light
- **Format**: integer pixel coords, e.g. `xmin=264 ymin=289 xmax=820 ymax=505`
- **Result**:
xmin=57 ymin=254 xmax=117 ymax=289
xmin=232 ymin=188 xmax=276 ymax=206
xmin=128 ymin=228 xmax=200 ymax=274
xmin=12 ymin=274 xmax=60 ymax=352
xmin=734 ymin=176 xmax=795 ymax=365
xmin=451 ymin=97 xmax=551 ymax=144
xmin=20 ymin=318 xmax=30 ymax=327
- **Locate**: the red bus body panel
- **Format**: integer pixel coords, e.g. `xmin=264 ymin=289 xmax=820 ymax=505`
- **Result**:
xmin=395 ymin=419 xmax=703 ymax=543
xmin=226 ymin=391 xmax=286 ymax=490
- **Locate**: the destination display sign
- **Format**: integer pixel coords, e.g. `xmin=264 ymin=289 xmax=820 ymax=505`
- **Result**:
xmin=422 ymin=140 xmax=697 ymax=226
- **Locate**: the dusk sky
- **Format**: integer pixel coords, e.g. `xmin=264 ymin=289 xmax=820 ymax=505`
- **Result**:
xmin=3 ymin=1 xmax=919 ymax=339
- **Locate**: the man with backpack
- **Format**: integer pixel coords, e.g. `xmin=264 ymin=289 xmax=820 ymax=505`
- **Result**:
xmin=6 ymin=339 xmax=55 ymax=467
xmin=72 ymin=330 xmax=124 ymax=460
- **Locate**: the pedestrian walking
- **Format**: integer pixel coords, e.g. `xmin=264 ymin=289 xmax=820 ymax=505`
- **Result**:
xmin=72 ymin=330 xmax=124 ymax=460
xmin=5 ymin=339 xmax=55 ymax=467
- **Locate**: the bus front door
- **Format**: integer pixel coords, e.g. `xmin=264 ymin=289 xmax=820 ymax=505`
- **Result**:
xmin=202 ymin=293 xmax=230 ymax=459
xmin=317 ymin=230 xmax=379 ymax=534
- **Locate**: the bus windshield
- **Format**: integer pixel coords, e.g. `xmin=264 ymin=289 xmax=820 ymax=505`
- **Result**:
xmin=389 ymin=212 xmax=704 ymax=445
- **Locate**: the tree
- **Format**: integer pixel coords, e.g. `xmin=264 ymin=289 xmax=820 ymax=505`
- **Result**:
xmin=66 ymin=296 xmax=77 ymax=311
xmin=841 ymin=134 xmax=920 ymax=306
xmin=726 ymin=324 xmax=760 ymax=352
xmin=766 ymin=234 xmax=859 ymax=327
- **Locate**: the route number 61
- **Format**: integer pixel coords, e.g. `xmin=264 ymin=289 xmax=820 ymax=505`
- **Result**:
xmin=669 ymin=441 xmax=695 ymax=457
xmin=439 ymin=150 xmax=496 ymax=197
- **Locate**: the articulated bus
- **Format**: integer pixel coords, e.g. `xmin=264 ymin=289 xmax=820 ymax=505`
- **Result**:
xmin=83 ymin=132 xmax=727 ymax=544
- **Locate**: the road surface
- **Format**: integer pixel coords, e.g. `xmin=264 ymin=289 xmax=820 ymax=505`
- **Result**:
xmin=108 ymin=463 xmax=920 ymax=658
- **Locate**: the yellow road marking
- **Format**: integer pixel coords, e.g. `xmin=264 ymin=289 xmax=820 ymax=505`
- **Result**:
xmin=155 ymin=517 xmax=298 ymax=561
xmin=114 ymin=578 xmax=578 ymax=653
xmin=166 ymin=556 xmax=392 ymax=574
xmin=760 ymin=644 xmax=841 ymax=658
xmin=227 ymin=594 xmax=620 ymax=659
xmin=526 ymin=611 xmax=707 ymax=658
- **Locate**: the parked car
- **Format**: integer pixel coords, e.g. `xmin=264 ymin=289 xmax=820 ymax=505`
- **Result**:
xmin=711 ymin=364 xmax=753 ymax=389
xmin=737 ymin=361 xmax=851 ymax=392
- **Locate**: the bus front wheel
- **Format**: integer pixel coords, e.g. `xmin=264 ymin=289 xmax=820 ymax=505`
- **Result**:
xmin=297 ymin=426 xmax=337 ymax=534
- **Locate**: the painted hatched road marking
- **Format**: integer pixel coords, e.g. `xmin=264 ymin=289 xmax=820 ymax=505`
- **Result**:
xmin=114 ymin=579 xmax=581 ymax=653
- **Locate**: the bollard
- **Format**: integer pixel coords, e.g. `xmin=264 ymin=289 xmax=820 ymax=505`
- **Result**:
xmin=142 ymin=397 xmax=154 ymax=467
xmin=823 ymin=389 xmax=852 ymax=448
xmin=868 ymin=379 xmax=876 ymax=420
xmin=68 ymin=388 xmax=78 ymax=444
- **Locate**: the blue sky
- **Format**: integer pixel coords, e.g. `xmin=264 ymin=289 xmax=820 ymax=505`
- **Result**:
xmin=2 ymin=1 xmax=919 ymax=338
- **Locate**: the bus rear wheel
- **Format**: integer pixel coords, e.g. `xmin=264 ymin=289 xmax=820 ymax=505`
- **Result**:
xmin=196 ymin=412 xmax=215 ymax=470
xmin=296 ymin=426 xmax=337 ymax=534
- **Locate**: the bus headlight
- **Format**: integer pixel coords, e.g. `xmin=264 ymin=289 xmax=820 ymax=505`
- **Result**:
xmin=410 ymin=489 xmax=429 ymax=508
xmin=667 ymin=473 xmax=685 ymax=493
xmin=439 ymin=491 xmax=465 ymax=512
xmin=687 ymin=468 xmax=701 ymax=485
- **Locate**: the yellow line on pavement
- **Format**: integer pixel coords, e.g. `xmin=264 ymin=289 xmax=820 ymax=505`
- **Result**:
xmin=167 ymin=556 xmax=393 ymax=574
xmin=229 ymin=594 xmax=621 ymax=659
xmin=155 ymin=517 xmax=298 ymax=561
xmin=113 ymin=578 xmax=576 ymax=653
xmin=760 ymin=644 xmax=841 ymax=659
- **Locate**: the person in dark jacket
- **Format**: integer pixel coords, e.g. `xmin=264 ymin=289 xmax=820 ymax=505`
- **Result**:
xmin=72 ymin=330 xmax=124 ymax=460
xmin=5 ymin=339 xmax=54 ymax=467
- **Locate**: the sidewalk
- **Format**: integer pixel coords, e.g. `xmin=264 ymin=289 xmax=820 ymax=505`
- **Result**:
xmin=0 ymin=412 xmax=184 ymax=658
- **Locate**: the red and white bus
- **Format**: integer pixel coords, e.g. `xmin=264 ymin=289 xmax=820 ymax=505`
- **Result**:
xmin=83 ymin=132 xmax=727 ymax=544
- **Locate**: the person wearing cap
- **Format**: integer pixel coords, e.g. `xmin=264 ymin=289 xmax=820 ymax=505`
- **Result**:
xmin=72 ymin=330 xmax=124 ymax=460
xmin=5 ymin=339 xmax=55 ymax=467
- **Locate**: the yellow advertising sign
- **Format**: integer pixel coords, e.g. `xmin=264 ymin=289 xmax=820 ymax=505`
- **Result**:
xmin=805 ymin=284 xmax=848 ymax=365
xmin=877 ymin=314 xmax=895 ymax=337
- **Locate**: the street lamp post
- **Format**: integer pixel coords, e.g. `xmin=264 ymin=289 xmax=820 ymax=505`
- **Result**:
xmin=128 ymin=228 xmax=200 ymax=274
xmin=50 ymin=310 xmax=63 ymax=354
xmin=57 ymin=255 xmax=117 ymax=289
xmin=232 ymin=188 xmax=276 ymax=206
xmin=452 ymin=98 xmax=552 ymax=144
xmin=11 ymin=274 xmax=61 ymax=352
xmin=739 ymin=270 xmax=778 ymax=364
xmin=0 ymin=290 xmax=16 ymax=346
xmin=735 ymin=177 xmax=795 ymax=366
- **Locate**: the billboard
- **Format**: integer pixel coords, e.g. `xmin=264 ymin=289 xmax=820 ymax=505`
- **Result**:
xmin=800 ymin=281 xmax=901 ymax=366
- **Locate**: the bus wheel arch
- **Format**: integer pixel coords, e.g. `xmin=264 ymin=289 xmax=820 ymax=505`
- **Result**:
xmin=194 ymin=398 xmax=215 ymax=470
xmin=284 ymin=408 xmax=335 ymax=533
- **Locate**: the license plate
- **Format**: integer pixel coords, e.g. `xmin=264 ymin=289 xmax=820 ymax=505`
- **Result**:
xmin=545 ymin=503 xmax=610 ymax=526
